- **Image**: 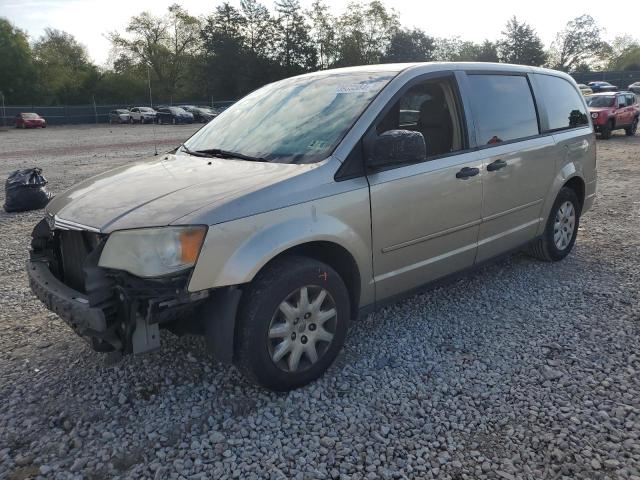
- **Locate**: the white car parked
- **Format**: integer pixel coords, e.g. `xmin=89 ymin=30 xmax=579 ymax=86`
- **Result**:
xmin=129 ymin=107 xmax=157 ymax=124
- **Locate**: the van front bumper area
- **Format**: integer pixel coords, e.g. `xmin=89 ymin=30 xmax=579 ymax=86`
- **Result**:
xmin=27 ymin=258 xmax=117 ymax=348
xmin=27 ymin=252 xmax=212 ymax=354
xmin=26 ymin=219 xmax=240 ymax=358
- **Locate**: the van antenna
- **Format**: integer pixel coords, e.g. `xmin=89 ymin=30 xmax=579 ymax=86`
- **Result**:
xmin=148 ymin=64 xmax=158 ymax=156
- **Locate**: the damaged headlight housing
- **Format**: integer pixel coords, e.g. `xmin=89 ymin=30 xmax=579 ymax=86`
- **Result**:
xmin=98 ymin=226 xmax=207 ymax=277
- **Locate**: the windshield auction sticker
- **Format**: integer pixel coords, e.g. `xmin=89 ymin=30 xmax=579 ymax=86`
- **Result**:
xmin=336 ymin=84 xmax=374 ymax=94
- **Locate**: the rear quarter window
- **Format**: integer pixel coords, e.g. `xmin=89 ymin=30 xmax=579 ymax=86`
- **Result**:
xmin=533 ymin=74 xmax=589 ymax=131
xmin=466 ymin=74 xmax=539 ymax=145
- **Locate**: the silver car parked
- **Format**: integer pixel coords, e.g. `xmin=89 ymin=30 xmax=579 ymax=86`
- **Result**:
xmin=108 ymin=109 xmax=131 ymax=124
xmin=28 ymin=62 xmax=596 ymax=391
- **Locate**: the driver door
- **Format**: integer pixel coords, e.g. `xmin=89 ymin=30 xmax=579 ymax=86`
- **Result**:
xmin=366 ymin=74 xmax=483 ymax=301
xmin=615 ymin=95 xmax=629 ymax=126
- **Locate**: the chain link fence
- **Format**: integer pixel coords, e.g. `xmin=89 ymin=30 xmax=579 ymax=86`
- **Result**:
xmin=571 ymin=70 xmax=640 ymax=89
xmin=0 ymin=100 xmax=235 ymax=127
xmin=2 ymin=70 xmax=639 ymax=127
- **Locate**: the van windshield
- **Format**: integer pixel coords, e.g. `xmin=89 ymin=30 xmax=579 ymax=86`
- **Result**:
xmin=183 ymin=71 xmax=394 ymax=163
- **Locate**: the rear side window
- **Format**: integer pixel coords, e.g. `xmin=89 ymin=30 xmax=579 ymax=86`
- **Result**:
xmin=627 ymin=94 xmax=637 ymax=105
xmin=534 ymin=74 xmax=589 ymax=131
xmin=466 ymin=74 xmax=539 ymax=145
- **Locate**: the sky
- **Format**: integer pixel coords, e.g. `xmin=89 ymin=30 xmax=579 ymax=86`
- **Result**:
xmin=1 ymin=0 xmax=636 ymax=66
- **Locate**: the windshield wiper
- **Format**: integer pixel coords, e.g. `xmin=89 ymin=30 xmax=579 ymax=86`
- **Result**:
xmin=179 ymin=143 xmax=212 ymax=158
xmin=195 ymin=148 xmax=267 ymax=162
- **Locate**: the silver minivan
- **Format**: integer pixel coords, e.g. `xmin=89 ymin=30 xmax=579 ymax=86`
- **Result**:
xmin=28 ymin=62 xmax=597 ymax=390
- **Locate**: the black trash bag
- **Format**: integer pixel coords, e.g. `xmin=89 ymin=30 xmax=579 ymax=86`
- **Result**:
xmin=4 ymin=168 xmax=52 ymax=213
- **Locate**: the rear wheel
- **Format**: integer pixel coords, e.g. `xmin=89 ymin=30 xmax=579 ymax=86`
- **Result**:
xmin=528 ymin=187 xmax=580 ymax=262
xmin=625 ymin=117 xmax=638 ymax=136
xmin=235 ymin=255 xmax=350 ymax=391
xmin=600 ymin=120 xmax=613 ymax=139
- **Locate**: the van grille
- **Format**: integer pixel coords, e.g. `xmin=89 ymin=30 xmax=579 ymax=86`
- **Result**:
xmin=56 ymin=230 xmax=101 ymax=292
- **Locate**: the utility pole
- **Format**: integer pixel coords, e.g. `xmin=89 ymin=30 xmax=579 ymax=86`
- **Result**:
xmin=0 ymin=92 xmax=5 ymax=128
xmin=147 ymin=65 xmax=153 ymax=108
xmin=148 ymin=64 xmax=158 ymax=156
xmin=92 ymin=95 xmax=98 ymax=124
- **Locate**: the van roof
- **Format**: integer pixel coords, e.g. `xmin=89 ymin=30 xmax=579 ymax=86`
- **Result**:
xmin=299 ymin=62 xmax=573 ymax=80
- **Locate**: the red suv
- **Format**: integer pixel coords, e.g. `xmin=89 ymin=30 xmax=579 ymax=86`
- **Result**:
xmin=587 ymin=92 xmax=639 ymax=139
xmin=15 ymin=112 xmax=47 ymax=129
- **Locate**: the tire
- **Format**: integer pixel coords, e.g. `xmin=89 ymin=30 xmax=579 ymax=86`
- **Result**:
xmin=528 ymin=187 xmax=581 ymax=262
xmin=600 ymin=120 xmax=613 ymax=139
xmin=172 ymin=117 xmax=177 ymax=125
xmin=625 ymin=117 xmax=638 ymax=136
xmin=235 ymin=255 xmax=350 ymax=391
xmin=129 ymin=117 xmax=134 ymax=124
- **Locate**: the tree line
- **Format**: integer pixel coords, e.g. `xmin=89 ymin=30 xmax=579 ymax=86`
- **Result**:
xmin=1 ymin=0 xmax=640 ymax=106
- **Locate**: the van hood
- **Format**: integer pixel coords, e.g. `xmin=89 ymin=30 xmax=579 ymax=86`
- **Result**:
xmin=46 ymin=154 xmax=313 ymax=232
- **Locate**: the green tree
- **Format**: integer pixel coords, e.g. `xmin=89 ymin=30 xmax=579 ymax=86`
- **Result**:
xmin=0 ymin=18 xmax=37 ymax=104
xmin=109 ymin=4 xmax=201 ymax=100
xmin=460 ymin=40 xmax=499 ymax=62
xmin=549 ymin=15 xmax=606 ymax=72
xmin=497 ymin=16 xmax=546 ymax=66
xmin=240 ymin=0 xmax=278 ymax=91
xmin=433 ymin=37 xmax=463 ymax=61
xmin=603 ymin=35 xmax=640 ymax=71
xmin=384 ymin=28 xmax=435 ymax=63
xmin=335 ymin=1 xmax=399 ymax=66
xmin=274 ymin=0 xmax=317 ymax=75
xmin=241 ymin=0 xmax=275 ymax=59
xmin=306 ymin=0 xmax=336 ymax=69
xmin=33 ymin=28 xmax=98 ymax=104
xmin=201 ymin=3 xmax=247 ymax=99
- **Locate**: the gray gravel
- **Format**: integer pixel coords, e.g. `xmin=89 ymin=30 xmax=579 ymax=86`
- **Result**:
xmin=0 ymin=125 xmax=639 ymax=480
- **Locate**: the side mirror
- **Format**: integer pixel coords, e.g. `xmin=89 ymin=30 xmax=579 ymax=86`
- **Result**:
xmin=367 ymin=129 xmax=426 ymax=170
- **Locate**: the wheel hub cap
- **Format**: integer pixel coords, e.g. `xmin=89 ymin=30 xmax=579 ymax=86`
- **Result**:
xmin=554 ymin=201 xmax=576 ymax=250
xmin=268 ymin=286 xmax=337 ymax=373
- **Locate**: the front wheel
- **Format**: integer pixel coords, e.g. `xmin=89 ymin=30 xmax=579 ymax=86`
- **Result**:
xmin=600 ymin=121 xmax=613 ymax=139
xmin=625 ymin=118 xmax=638 ymax=136
xmin=528 ymin=187 xmax=581 ymax=262
xmin=235 ymin=256 xmax=350 ymax=391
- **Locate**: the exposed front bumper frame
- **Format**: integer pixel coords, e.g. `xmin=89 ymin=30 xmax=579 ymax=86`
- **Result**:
xmin=27 ymin=258 xmax=122 ymax=349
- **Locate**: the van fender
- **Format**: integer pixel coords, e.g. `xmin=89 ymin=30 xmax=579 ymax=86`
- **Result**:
xmin=188 ymin=211 xmax=372 ymax=298
xmin=536 ymin=160 xmax=583 ymax=236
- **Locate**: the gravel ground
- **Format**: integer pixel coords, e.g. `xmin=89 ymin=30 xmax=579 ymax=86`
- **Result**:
xmin=0 ymin=125 xmax=638 ymax=480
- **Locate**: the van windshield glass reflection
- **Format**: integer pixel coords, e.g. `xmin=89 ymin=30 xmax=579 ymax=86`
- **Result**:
xmin=184 ymin=72 xmax=393 ymax=164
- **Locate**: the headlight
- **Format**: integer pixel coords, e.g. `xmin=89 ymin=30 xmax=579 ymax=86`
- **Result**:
xmin=591 ymin=112 xmax=599 ymax=119
xmin=99 ymin=226 xmax=207 ymax=277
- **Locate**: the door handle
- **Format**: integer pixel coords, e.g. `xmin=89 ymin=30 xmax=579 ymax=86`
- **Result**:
xmin=456 ymin=167 xmax=480 ymax=179
xmin=487 ymin=159 xmax=507 ymax=172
